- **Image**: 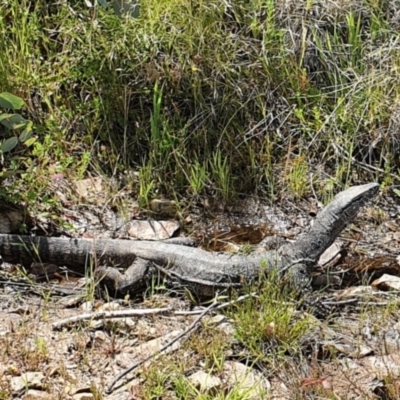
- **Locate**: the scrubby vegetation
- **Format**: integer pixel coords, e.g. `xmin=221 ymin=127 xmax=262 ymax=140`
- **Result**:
xmin=1 ymin=3 xmax=400 ymax=399
xmin=0 ymin=0 xmax=399 ymax=206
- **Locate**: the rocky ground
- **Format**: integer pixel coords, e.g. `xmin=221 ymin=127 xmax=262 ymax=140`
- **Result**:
xmin=0 ymin=177 xmax=399 ymax=399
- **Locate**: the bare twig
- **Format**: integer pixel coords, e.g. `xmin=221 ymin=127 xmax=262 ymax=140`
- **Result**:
xmin=51 ymin=308 xmax=171 ymax=330
xmin=106 ymin=302 xmax=217 ymax=394
xmin=326 ymin=266 xmax=355 ymax=275
xmin=322 ymin=298 xmax=358 ymax=306
xmin=173 ymin=292 xmax=259 ymax=315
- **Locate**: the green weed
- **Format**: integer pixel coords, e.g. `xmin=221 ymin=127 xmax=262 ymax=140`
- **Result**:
xmin=287 ymin=155 xmax=309 ymax=198
xmin=228 ymin=270 xmax=315 ymax=361
xmin=188 ymin=160 xmax=208 ymax=197
xmin=138 ymin=165 xmax=154 ymax=208
xmin=210 ymin=151 xmax=232 ymax=201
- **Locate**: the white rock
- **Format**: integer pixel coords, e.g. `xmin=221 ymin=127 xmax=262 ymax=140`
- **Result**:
xmin=127 ymin=220 xmax=179 ymax=240
xmin=11 ymin=372 xmax=45 ymax=392
xmin=21 ymin=390 xmax=53 ymax=400
xmin=73 ymin=393 xmax=94 ymax=400
xmin=223 ymin=361 xmax=270 ymax=398
xmin=74 ymin=177 xmax=103 ymax=199
xmin=318 ymin=242 xmax=342 ymax=267
xmin=372 ymin=274 xmax=400 ymax=291
xmin=80 ymin=301 xmax=94 ymax=312
xmin=188 ymin=370 xmax=222 ymax=393
xmin=94 ymin=330 xmax=106 ymax=342
xmin=98 ymin=301 xmax=122 ymax=311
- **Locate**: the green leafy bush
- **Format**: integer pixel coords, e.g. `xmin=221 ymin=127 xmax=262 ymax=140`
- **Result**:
xmin=0 ymin=92 xmax=34 ymax=154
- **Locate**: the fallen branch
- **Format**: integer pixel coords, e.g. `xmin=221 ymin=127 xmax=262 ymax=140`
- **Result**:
xmin=173 ymin=293 xmax=259 ymax=315
xmin=51 ymin=307 xmax=171 ymax=330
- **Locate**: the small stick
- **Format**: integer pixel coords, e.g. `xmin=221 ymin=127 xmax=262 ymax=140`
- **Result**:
xmin=173 ymin=292 xmax=259 ymax=315
xmin=214 ymin=292 xmax=259 ymax=310
xmin=321 ymin=299 xmax=358 ymax=306
xmin=51 ymin=308 xmax=170 ymax=330
xmin=106 ymin=302 xmax=217 ymax=394
xmin=325 ymin=266 xmax=355 ymax=275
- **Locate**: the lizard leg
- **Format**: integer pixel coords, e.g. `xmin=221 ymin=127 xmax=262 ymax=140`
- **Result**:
xmin=95 ymin=257 xmax=152 ymax=296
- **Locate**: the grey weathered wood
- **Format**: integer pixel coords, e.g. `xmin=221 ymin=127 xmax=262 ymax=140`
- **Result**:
xmin=0 ymin=183 xmax=379 ymax=296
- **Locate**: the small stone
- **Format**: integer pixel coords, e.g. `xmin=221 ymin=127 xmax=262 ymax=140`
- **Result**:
xmin=97 ymin=301 xmax=121 ymax=312
xmin=127 ymin=220 xmax=180 ymax=240
xmin=223 ymin=361 xmax=270 ymax=398
xmin=188 ymin=370 xmax=222 ymax=393
xmin=74 ymin=177 xmax=103 ymax=199
xmin=372 ymin=274 xmax=400 ymax=291
xmin=150 ymin=199 xmax=178 ymax=217
xmin=73 ymin=393 xmax=94 ymax=400
xmin=80 ymin=301 xmax=94 ymax=312
xmin=11 ymin=372 xmax=46 ymax=392
xmin=123 ymin=317 xmax=136 ymax=328
xmin=318 ymin=242 xmax=342 ymax=267
xmin=94 ymin=331 xmax=106 ymax=342
xmin=224 ymin=243 xmax=240 ymax=253
xmin=57 ymin=295 xmax=82 ymax=308
xmin=21 ymin=390 xmax=53 ymax=400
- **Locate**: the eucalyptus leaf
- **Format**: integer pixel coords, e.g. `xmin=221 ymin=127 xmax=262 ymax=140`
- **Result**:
xmin=0 ymin=93 xmax=25 ymax=110
xmin=12 ymin=122 xmax=29 ymax=130
xmin=1 ymin=137 xmax=19 ymax=153
xmin=0 ymin=113 xmax=14 ymax=122
xmin=0 ymin=114 xmax=28 ymax=129
xmin=19 ymin=128 xmax=33 ymax=143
